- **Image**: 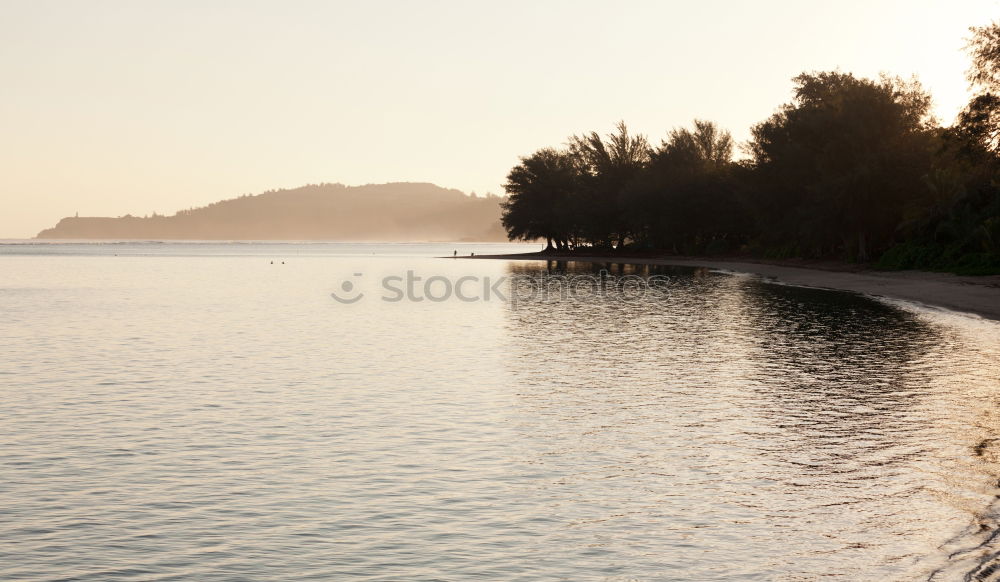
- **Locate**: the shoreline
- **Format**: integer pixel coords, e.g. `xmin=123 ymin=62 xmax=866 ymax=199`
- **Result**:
xmin=463 ymin=251 xmax=1000 ymax=322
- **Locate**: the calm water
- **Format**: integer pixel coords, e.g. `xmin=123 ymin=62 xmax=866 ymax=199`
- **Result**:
xmin=2 ymin=242 xmax=1000 ymax=581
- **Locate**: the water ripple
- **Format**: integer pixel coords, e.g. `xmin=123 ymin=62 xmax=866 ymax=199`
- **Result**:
xmin=0 ymin=251 xmax=998 ymax=580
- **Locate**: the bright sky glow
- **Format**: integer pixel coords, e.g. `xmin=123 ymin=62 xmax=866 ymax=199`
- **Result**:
xmin=2 ymin=0 xmax=997 ymax=237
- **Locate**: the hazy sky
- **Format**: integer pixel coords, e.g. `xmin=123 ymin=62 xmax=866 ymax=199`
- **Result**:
xmin=2 ymin=0 xmax=998 ymax=238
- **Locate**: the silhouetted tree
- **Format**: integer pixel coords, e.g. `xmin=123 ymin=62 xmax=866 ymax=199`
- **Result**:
xmin=958 ymin=22 xmax=1000 ymax=153
xmin=747 ymin=72 xmax=936 ymax=260
xmin=568 ymin=121 xmax=651 ymax=248
xmin=622 ymin=120 xmax=739 ymax=252
xmin=501 ymin=148 xmax=578 ymax=250
xmin=497 ymin=29 xmax=1000 ymax=274
xmin=878 ymin=22 xmax=1000 ymax=273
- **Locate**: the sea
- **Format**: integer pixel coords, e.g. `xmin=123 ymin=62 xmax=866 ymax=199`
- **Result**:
xmin=2 ymin=241 xmax=1000 ymax=581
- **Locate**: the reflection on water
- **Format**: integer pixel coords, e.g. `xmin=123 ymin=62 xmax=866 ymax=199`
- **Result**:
xmin=1 ymin=247 xmax=999 ymax=581
xmin=504 ymin=262 xmax=1000 ymax=580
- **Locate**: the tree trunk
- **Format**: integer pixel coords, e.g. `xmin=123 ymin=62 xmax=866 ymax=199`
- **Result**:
xmin=857 ymin=231 xmax=868 ymax=263
xmin=545 ymin=237 xmax=554 ymax=251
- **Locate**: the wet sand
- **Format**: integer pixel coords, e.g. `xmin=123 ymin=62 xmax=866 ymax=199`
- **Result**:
xmin=465 ymin=252 xmax=1000 ymax=321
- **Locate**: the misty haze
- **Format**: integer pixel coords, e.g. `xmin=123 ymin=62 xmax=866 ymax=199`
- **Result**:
xmin=36 ymin=183 xmax=506 ymax=241
xmin=4 ymin=2 xmax=1000 ymax=581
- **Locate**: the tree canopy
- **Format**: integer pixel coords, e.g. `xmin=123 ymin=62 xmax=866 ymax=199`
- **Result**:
xmin=499 ymin=22 xmax=1000 ymax=274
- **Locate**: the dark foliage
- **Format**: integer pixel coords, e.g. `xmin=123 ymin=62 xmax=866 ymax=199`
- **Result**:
xmin=500 ymin=23 xmax=1000 ymax=274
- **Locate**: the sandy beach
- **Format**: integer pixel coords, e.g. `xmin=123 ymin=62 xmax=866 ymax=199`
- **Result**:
xmin=468 ymin=252 xmax=1000 ymax=321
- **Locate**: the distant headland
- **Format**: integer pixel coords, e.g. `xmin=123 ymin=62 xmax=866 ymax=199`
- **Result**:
xmin=36 ymin=182 xmax=506 ymax=241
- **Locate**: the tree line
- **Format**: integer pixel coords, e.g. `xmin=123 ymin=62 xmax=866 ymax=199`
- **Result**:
xmin=501 ymin=23 xmax=1000 ymax=274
